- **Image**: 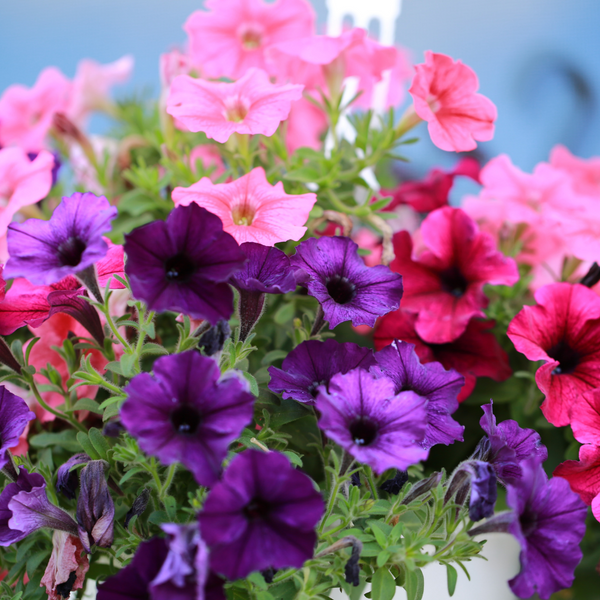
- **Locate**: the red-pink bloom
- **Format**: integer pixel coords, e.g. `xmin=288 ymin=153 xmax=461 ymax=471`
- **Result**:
xmin=550 ymin=144 xmax=600 ymax=197
xmin=507 ymin=283 xmax=600 ymax=427
xmin=386 ymin=157 xmax=480 ymax=213
xmin=0 ymin=68 xmax=71 ymax=152
xmin=185 ymin=0 xmax=315 ymax=79
xmin=409 ymin=51 xmax=496 ymax=152
xmin=41 ymin=530 xmax=89 ymax=600
xmin=391 ymin=207 xmax=518 ymax=344
xmin=554 ymin=444 xmax=600 ymax=522
xmin=374 ymin=310 xmax=511 ymax=402
xmin=570 ymin=389 xmax=600 ymax=445
xmin=67 ymin=56 xmax=134 ymax=126
xmin=166 ymin=68 xmax=303 ymax=143
xmin=172 ymin=166 xmax=316 ymax=245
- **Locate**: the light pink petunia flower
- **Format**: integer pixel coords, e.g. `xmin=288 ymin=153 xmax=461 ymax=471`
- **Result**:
xmin=409 ymin=51 xmax=497 ymax=152
xmin=166 ymin=68 xmax=303 ymax=143
xmin=0 ymin=67 xmax=71 ymax=152
xmin=159 ymin=48 xmax=193 ymax=88
xmin=550 ymin=144 xmax=600 ymax=197
xmin=184 ymin=0 xmax=315 ymax=80
xmin=172 ymin=166 xmax=316 ymax=245
xmin=67 ymin=55 xmax=134 ymax=125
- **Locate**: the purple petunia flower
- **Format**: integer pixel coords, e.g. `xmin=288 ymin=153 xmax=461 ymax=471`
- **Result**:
xmin=0 ymin=467 xmax=78 ymax=546
xmin=230 ymin=242 xmax=296 ymax=341
xmin=374 ymin=340 xmax=464 ymax=449
xmin=268 ymin=339 xmax=377 ymax=405
xmin=475 ymin=401 xmax=548 ymax=485
xmin=5 ymin=192 xmax=117 ymax=286
xmin=198 ymin=449 xmax=324 ymax=580
xmin=316 ymin=368 xmax=429 ymax=473
xmin=290 ymin=236 xmax=403 ymax=329
xmin=0 ymin=386 xmax=35 ymax=473
xmin=124 ymin=203 xmax=246 ymax=324
xmin=121 ymin=351 xmax=255 ymax=487
xmin=56 ymin=453 xmax=90 ymax=500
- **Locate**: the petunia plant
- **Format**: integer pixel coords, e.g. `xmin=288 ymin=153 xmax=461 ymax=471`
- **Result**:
xmin=0 ymin=0 xmax=598 ymax=599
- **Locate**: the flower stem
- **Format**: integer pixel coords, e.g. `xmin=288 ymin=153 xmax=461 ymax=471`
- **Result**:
xmin=365 ymin=467 xmax=379 ymax=501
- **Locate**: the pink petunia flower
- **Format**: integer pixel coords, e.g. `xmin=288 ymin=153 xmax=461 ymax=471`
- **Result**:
xmin=172 ymin=166 xmax=316 ymax=245
xmin=159 ymin=48 xmax=193 ymax=88
xmin=0 ymin=67 xmax=71 ymax=152
xmin=408 ymin=51 xmax=497 ymax=152
xmin=166 ymin=68 xmax=303 ymax=143
xmin=391 ymin=206 xmax=518 ymax=344
xmin=285 ymin=96 xmax=328 ymax=153
xmin=507 ymin=282 xmax=600 ymax=427
xmin=67 ymin=55 xmax=134 ymax=126
xmin=550 ymin=144 xmax=600 ymax=197
xmin=189 ymin=144 xmax=226 ymax=179
xmin=184 ymin=0 xmax=315 ymax=79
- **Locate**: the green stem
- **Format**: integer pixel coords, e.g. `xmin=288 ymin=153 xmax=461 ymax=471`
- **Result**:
xmin=319 ymin=475 xmax=343 ymax=536
xmin=160 ymin=464 xmax=177 ymax=499
xmin=104 ymin=307 xmax=132 ymax=354
xmin=365 ymin=467 xmax=379 ymax=501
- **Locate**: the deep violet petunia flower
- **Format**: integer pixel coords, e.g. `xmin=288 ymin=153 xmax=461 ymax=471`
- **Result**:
xmin=231 ymin=242 xmax=296 ymax=341
xmin=0 ymin=386 xmax=36 ymax=472
xmin=124 ymin=203 xmax=246 ymax=324
xmin=507 ymin=282 xmax=600 ymax=427
xmin=391 ymin=207 xmax=518 ymax=344
xmin=315 ymin=368 xmax=429 ymax=473
xmin=291 ymin=236 xmax=404 ymax=329
xmin=408 ymin=51 xmax=497 ymax=152
xmin=453 ymin=460 xmax=497 ymax=522
xmin=166 ymin=68 xmax=303 ymax=144
xmin=373 ymin=340 xmax=464 ymax=449
xmin=374 ymin=310 xmax=512 ymax=402
xmin=268 ymin=338 xmax=377 ymax=405
xmin=121 ymin=351 xmax=254 ymax=487
xmin=4 ymin=192 xmax=117 ymax=291
xmin=184 ymin=0 xmax=315 ymax=80
xmin=475 ymin=401 xmax=547 ymax=486
xmin=198 ymin=449 xmax=324 ymax=580
xmin=0 ymin=466 xmax=78 ymax=546
xmin=57 ymin=453 xmax=90 ymax=500
xmin=173 ymin=167 xmax=316 ymax=246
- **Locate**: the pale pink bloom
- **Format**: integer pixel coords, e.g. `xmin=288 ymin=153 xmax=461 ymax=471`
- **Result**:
xmin=184 ymin=0 xmax=315 ymax=79
xmin=550 ymin=144 xmax=600 ymax=196
xmin=41 ymin=530 xmax=89 ymax=600
xmin=166 ymin=68 xmax=303 ymax=143
xmin=69 ymin=135 xmax=118 ymax=194
xmin=189 ymin=144 xmax=226 ymax=179
xmin=67 ymin=55 xmax=133 ymax=125
xmin=159 ymin=48 xmax=193 ymax=88
xmin=409 ymin=51 xmax=497 ymax=152
xmin=353 ymin=228 xmax=383 ymax=267
xmin=172 ymin=166 xmax=316 ymax=245
xmin=285 ymin=96 xmax=328 ymax=153
xmin=0 ymin=67 xmax=71 ymax=151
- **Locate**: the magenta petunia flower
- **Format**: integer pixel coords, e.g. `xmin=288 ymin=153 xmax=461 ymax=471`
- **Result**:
xmin=316 ymin=368 xmax=429 ymax=473
xmin=409 ymin=51 xmax=497 ymax=152
xmin=173 ymin=167 xmax=316 ymax=246
xmin=198 ymin=449 xmax=324 ymax=580
xmin=268 ymin=338 xmax=376 ymax=405
xmin=373 ymin=340 xmax=464 ymax=449
xmin=392 ymin=207 xmax=518 ymax=344
xmin=4 ymin=192 xmax=117 ymax=286
xmin=291 ymin=236 xmax=404 ymax=329
xmin=508 ymin=282 xmax=600 ymax=427
xmin=166 ymin=68 xmax=303 ymax=144
xmin=124 ymin=204 xmax=246 ymax=324
xmin=184 ymin=0 xmax=315 ymax=80
xmin=121 ymin=352 xmax=255 ymax=487
xmin=569 ymin=389 xmax=600 ymax=445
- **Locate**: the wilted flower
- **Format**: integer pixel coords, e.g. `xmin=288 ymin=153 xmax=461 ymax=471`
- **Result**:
xmin=56 ymin=453 xmax=90 ymax=500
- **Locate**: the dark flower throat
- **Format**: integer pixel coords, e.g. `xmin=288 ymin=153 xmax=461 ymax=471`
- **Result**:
xmin=326 ymin=275 xmax=357 ymax=304
xmin=57 ymin=236 xmax=86 ymax=267
xmin=165 ymin=253 xmax=196 ymax=282
xmin=547 ymin=340 xmax=580 ymax=375
xmin=171 ymin=405 xmax=202 ymax=434
xmin=439 ymin=266 xmax=468 ymax=297
xmin=349 ymin=418 xmax=378 ymax=446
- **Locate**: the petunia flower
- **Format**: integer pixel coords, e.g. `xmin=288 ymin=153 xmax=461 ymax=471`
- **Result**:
xmin=391 ymin=207 xmax=518 ymax=344
xmin=124 ymin=203 xmax=246 ymax=324
xmin=230 ymin=242 xmax=296 ymax=340
xmin=316 ymin=368 xmax=429 ymax=473
xmin=569 ymin=389 xmax=600 ymax=445
xmin=41 ymin=530 xmax=89 ymax=600
xmin=4 ymin=192 xmax=117 ymax=296
xmin=0 ymin=67 xmax=72 ymax=152
xmin=173 ymin=167 xmax=316 ymax=246
xmin=374 ymin=310 xmax=512 ymax=402
xmin=408 ymin=51 xmax=497 ymax=152
xmin=550 ymin=144 xmax=600 ymax=197
xmin=373 ymin=340 xmax=464 ymax=449
xmin=291 ymin=236 xmax=404 ymax=329
xmin=57 ymin=453 xmax=90 ymax=500
xmin=166 ymin=68 xmax=303 ymax=143
xmin=508 ymin=282 xmax=600 ymax=426
xmin=184 ymin=0 xmax=315 ymax=79
xmin=447 ymin=460 xmax=497 ymax=522
xmin=121 ymin=351 xmax=255 ymax=487
xmin=198 ymin=449 xmax=324 ymax=580
xmin=268 ymin=338 xmax=376 ymax=405
xmin=0 ymin=386 xmax=36 ymax=473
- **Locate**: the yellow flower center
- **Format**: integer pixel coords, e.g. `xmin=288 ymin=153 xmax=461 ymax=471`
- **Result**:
xmin=231 ymin=203 xmax=256 ymax=226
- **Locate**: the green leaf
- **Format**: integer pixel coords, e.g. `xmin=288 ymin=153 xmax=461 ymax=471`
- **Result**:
xmin=70 ymin=398 xmax=103 ymax=414
xmin=119 ymin=467 xmax=147 ymax=485
xmin=29 ymin=430 xmax=80 ymax=453
xmin=371 ymin=524 xmax=388 ymax=548
xmin=88 ymin=427 xmax=110 ymax=460
xmin=446 ymin=564 xmax=458 ymax=597
xmin=273 ymin=303 xmax=295 ymax=325
xmin=376 ymin=550 xmax=391 ymax=568
xmin=405 ymin=568 xmax=424 ymax=600
xmin=242 ymin=372 xmax=259 ymax=396
xmin=77 ymin=432 xmax=101 ymax=460
xmin=281 ymin=450 xmax=303 ymax=468
xmin=247 ymin=572 xmax=268 ymax=590
xmin=120 ymin=353 xmax=137 ymax=378
xmin=163 ymin=495 xmax=177 ymax=521
xmin=283 ymin=166 xmax=321 ymax=183
xmin=141 ymin=343 xmax=169 ymax=356
xmin=261 ymin=350 xmax=288 ymax=366
xmin=26 ymin=550 xmax=49 ymax=578
xmin=269 ymin=398 xmax=311 ymax=428
xmin=371 ymin=568 xmax=395 ymax=600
